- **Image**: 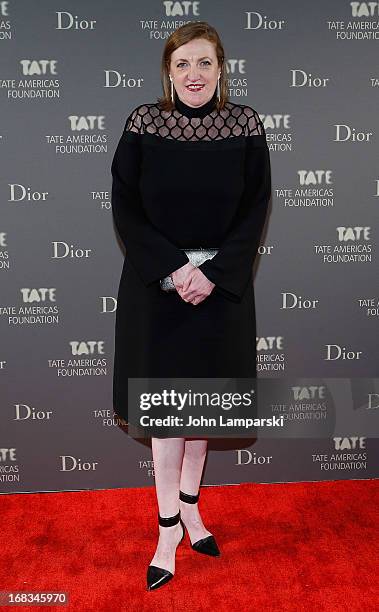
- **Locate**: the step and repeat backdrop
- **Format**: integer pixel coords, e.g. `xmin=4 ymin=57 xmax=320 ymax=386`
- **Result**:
xmin=1 ymin=1 xmax=379 ymax=494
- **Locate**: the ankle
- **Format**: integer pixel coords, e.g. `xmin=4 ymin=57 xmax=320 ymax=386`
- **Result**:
xmin=158 ymin=521 xmax=182 ymax=534
xmin=179 ymin=499 xmax=198 ymax=510
xmin=179 ymin=490 xmax=200 ymax=503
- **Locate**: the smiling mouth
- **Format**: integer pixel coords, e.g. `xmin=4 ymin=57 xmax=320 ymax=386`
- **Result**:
xmin=186 ymin=85 xmax=204 ymax=91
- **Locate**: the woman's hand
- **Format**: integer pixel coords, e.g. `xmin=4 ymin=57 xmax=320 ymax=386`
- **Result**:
xmin=171 ymin=261 xmax=194 ymax=288
xmin=172 ymin=263 xmax=215 ymax=305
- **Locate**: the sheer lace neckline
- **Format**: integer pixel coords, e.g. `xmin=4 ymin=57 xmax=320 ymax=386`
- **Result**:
xmin=124 ymin=99 xmax=266 ymax=141
xmin=174 ymin=89 xmax=217 ymax=119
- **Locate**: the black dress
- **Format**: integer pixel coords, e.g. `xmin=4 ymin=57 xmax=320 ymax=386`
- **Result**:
xmin=111 ymin=90 xmax=271 ymax=423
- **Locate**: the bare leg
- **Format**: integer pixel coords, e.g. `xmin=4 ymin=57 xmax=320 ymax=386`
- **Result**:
xmin=149 ymin=437 xmax=185 ymax=574
xmin=179 ymin=439 xmax=213 ymax=544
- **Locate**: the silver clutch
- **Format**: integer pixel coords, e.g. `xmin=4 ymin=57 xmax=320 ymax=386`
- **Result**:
xmin=159 ymin=247 xmax=218 ymax=292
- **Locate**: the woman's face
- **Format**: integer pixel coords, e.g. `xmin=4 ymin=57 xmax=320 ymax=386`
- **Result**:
xmin=169 ymin=38 xmax=220 ymax=108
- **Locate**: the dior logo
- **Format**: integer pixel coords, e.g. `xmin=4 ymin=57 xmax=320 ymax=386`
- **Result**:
xmin=60 ymin=456 xmax=99 ymax=471
xmin=281 ymin=293 xmax=319 ymax=309
xmin=292 ymin=386 xmax=325 ymax=400
xmin=0 ymin=448 xmax=16 ymax=461
xmin=325 ymin=345 xmax=363 ymax=360
xmin=336 ymin=227 xmax=370 ymax=241
xmin=101 ymin=297 xmax=117 ymax=313
xmin=69 ymin=341 xmax=105 ymax=355
xmin=0 ymin=2 xmax=9 ymax=16
xmin=0 ymin=232 xmax=6 ymax=247
xmin=235 ymin=449 xmax=273 ymax=465
xmin=68 ymin=116 xmax=105 ymax=131
xmin=20 ymin=60 xmax=57 ymax=75
xmin=8 ymin=184 xmax=48 ymax=201
xmin=20 ymin=288 xmax=56 ymax=303
xmin=163 ymin=1 xmax=200 ymax=17
xmin=51 ymin=242 xmax=92 ymax=258
xmin=257 ymin=245 xmax=273 ymax=255
xmin=256 ymin=336 xmax=284 ymax=350
xmin=103 ymin=70 xmax=144 ymax=88
xmin=290 ymin=70 xmax=330 ymax=87
xmin=334 ymin=125 xmax=373 ymax=141
xmin=56 ymin=12 xmax=96 ymax=30
xmin=333 ymin=437 xmax=366 ymax=450
xmin=298 ymin=170 xmax=332 ymax=185
xmin=350 ymin=2 xmax=379 ymax=17
xmin=245 ymin=12 xmax=285 ymax=30
xmin=14 ymin=404 xmax=53 ymax=420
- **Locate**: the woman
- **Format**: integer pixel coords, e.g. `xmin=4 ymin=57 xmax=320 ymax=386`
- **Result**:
xmin=111 ymin=22 xmax=271 ymax=591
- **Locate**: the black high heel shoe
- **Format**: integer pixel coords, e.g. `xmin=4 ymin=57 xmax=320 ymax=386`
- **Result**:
xmin=146 ymin=510 xmax=185 ymax=591
xmin=179 ymin=490 xmax=221 ymax=557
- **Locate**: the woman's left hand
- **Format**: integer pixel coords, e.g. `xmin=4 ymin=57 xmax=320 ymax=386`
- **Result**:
xmin=176 ymin=268 xmax=215 ymax=305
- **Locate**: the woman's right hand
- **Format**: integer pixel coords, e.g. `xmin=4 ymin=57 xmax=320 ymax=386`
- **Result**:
xmin=172 ymin=262 xmax=215 ymax=305
xmin=171 ymin=262 xmax=195 ymax=294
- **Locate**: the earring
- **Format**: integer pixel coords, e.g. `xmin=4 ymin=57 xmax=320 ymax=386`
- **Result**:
xmin=169 ymin=76 xmax=174 ymax=103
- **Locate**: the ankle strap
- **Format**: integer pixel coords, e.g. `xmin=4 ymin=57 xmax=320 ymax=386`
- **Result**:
xmin=179 ymin=490 xmax=199 ymax=504
xmin=158 ymin=510 xmax=181 ymax=527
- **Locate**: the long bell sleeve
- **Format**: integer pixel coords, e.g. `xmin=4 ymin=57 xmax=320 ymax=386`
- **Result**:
xmin=111 ymin=106 xmax=189 ymax=286
xmin=198 ymin=107 xmax=271 ymax=303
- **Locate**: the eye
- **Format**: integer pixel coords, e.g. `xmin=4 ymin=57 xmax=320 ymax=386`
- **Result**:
xmin=177 ymin=60 xmax=212 ymax=68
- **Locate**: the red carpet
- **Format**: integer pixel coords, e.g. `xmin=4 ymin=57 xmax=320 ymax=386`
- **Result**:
xmin=1 ymin=480 xmax=378 ymax=611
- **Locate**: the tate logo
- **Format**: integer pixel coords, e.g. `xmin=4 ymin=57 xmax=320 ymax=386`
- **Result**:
xmin=336 ymin=226 xmax=370 ymax=241
xmin=20 ymin=288 xmax=56 ymax=303
xmin=68 ymin=115 xmax=105 ymax=131
xmin=298 ymin=170 xmax=333 ymax=185
xmin=290 ymin=70 xmax=330 ymax=88
xmin=256 ymin=336 xmax=284 ymax=350
xmin=260 ymin=114 xmax=290 ymax=129
xmin=333 ymin=437 xmax=366 ymax=450
xmin=367 ymin=394 xmax=379 ymax=409
xmin=292 ymin=386 xmax=325 ymax=400
xmin=69 ymin=341 xmax=105 ymax=355
xmin=20 ymin=60 xmax=57 ymax=75
xmin=0 ymin=1 xmax=9 ymax=16
xmin=0 ymin=448 xmax=16 ymax=461
xmin=56 ymin=11 xmax=96 ymax=30
xmin=226 ymin=60 xmax=246 ymax=74
xmin=163 ymin=1 xmax=200 ymax=17
xmin=350 ymin=2 xmax=379 ymax=17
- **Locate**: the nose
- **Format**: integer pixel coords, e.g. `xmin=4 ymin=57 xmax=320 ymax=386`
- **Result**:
xmin=188 ymin=63 xmax=201 ymax=81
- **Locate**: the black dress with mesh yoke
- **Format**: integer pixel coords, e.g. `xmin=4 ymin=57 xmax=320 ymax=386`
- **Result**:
xmin=111 ymin=90 xmax=271 ymax=422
